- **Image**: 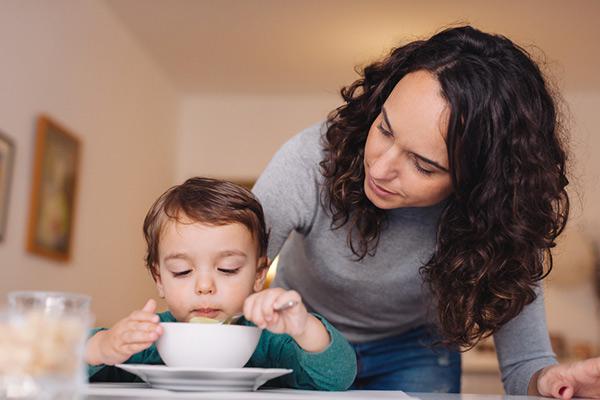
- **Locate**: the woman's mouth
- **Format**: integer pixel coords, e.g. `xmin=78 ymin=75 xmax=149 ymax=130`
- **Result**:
xmin=368 ymin=175 xmax=396 ymax=198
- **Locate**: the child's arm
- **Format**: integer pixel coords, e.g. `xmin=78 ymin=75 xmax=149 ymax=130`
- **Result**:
xmin=244 ymin=291 xmax=357 ymax=391
xmin=85 ymin=299 xmax=163 ymax=366
xmin=243 ymin=288 xmax=330 ymax=353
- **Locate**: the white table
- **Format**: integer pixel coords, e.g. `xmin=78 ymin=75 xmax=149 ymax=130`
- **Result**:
xmin=83 ymin=383 xmax=547 ymax=400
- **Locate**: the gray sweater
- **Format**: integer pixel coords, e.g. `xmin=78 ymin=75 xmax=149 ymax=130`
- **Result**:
xmin=252 ymin=122 xmax=557 ymax=395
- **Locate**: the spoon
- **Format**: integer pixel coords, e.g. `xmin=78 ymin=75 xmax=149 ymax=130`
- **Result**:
xmin=224 ymin=300 xmax=298 ymax=325
xmin=274 ymin=299 xmax=298 ymax=312
xmin=188 ymin=300 xmax=299 ymax=325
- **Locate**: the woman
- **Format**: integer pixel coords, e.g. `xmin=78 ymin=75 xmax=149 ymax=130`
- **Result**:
xmin=253 ymin=26 xmax=600 ymax=399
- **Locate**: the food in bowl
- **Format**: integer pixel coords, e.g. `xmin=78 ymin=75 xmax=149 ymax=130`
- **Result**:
xmin=188 ymin=316 xmax=221 ymax=324
xmin=157 ymin=323 xmax=261 ymax=368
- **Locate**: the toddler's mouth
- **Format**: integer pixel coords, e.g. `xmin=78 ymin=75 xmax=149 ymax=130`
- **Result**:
xmin=190 ymin=308 xmax=220 ymax=319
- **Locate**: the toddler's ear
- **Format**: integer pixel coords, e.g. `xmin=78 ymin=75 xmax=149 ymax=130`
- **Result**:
xmin=153 ymin=266 xmax=166 ymax=298
xmin=253 ymin=257 xmax=269 ymax=292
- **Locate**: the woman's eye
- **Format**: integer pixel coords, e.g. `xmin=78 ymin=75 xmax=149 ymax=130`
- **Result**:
xmin=173 ymin=270 xmax=192 ymax=277
xmin=377 ymin=122 xmax=393 ymax=137
xmin=218 ymin=268 xmax=240 ymax=275
xmin=413 ymin=159 xmax=434 ymax=176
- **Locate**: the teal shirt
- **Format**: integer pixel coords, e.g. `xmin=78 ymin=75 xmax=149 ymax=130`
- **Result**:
xmin=88 ymin=311 xmax=357 ymax=391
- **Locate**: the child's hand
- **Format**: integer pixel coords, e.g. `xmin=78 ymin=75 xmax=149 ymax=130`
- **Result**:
xmin=86 ymin=299 xmax=163 ymax=366
xmin=244 ymin=288 xmax=330 ymax=353
xmin=243 ymin=288 xmax=307 ymax=336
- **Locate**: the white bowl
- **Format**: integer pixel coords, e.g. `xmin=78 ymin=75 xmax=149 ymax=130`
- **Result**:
xmin=157 ymin=323 xmax=261 ymax=368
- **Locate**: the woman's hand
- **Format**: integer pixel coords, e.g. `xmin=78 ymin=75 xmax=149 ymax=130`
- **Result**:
xmin=85 ymin=299 xmax=163 ymax=366
xmin=243 ymin=288 xmax=330 ymax=352
xmin=536 ymin=358 xmax=600 ymax=399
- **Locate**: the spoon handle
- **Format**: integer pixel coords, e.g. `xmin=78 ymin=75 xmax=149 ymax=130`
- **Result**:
xmin=274 ymin=300 xmax=298 ymax=312
xmin=222 ymin=312 xmax=244 ymax=325
xmin=224 ymin=300 xmax=298 ymax=324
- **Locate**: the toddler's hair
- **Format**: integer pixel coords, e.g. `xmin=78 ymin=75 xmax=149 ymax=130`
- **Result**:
xmin=143 ymin=177 xmax=269 ymax=279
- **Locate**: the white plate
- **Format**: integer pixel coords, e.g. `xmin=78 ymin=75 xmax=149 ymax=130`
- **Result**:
xmin=116 ymin=364 xmax=292 ymax=392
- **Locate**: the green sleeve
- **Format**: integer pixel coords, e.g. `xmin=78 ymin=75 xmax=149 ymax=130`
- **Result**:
xmin=86 ymin=311 xmax=174 ymax=382
xmin=246 ymin=314 xmax=357 ymax=391
xmin=87 ymin=327 xmax=108 ymax=379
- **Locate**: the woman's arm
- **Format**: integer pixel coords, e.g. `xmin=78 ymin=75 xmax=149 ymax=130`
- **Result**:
xmin=493 ymin=285 xmax=558 ymax=395
xmin=252 ymin=123 xmax=326 ymax=260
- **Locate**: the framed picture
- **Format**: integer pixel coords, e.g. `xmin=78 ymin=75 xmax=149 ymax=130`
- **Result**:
xmin=0 ymin=130 xmax=15 ymax=242
xmin=26 ymin=115 xmax=81 ymax=262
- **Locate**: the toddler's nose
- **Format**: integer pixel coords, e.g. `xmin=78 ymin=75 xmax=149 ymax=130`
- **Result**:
xmin=195 ymin=275 xmax=215 ymax=294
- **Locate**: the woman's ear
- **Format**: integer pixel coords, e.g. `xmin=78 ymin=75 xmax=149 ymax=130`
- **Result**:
xmin=253 ymin=257 xmax=270 ymax=292
xmin=153 ymin=266 xmax=166 ymax=298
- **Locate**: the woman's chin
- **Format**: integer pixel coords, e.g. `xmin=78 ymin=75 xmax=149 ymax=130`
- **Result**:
xmin=365 ymin=187 xmax=400 ymax=209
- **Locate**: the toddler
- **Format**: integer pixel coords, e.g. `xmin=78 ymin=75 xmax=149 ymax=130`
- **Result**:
xmin=85 ymin=177 xmax=357 ymax=390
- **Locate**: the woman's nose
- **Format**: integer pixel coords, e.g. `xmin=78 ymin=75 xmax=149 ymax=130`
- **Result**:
xmin=370 ymin=145 xmax=401 ymax=181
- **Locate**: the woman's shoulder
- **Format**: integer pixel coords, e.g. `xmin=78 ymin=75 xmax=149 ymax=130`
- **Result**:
xmin=291 ymin=121 xmax=327 ymax=146
xmin=276 ymin=121 xmax=327 ymax=165
xmin=254 ymin=121 xmax=327 ymax=202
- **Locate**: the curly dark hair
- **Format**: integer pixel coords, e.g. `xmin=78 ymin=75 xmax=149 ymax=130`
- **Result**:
xmin=320 ymin=25 xmax=569 ymax=348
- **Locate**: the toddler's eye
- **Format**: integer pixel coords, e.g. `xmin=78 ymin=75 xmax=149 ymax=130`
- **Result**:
xmin=218 ymin=268 xmax=240 ymax=275
xmin=173 ymin=270 xmax=191 ymax=277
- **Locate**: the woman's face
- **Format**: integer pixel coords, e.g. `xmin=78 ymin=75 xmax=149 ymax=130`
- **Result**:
xmin=363 ymin=70 xmax=452 ymax=209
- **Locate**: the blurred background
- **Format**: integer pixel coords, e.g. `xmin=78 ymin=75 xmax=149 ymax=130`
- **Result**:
xmin=0 ymin=0 xmax=599 ymax=393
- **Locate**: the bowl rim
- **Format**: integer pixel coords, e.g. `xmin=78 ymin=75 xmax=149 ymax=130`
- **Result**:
xmin=159 ymin=321 xmax=261 ymax=331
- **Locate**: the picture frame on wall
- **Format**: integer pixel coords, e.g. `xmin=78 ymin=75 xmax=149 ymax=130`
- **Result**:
xmin=0 ymin=130 xmax=15 ymax=242
xmin=26 ymin=115 xmax=81 ymax=262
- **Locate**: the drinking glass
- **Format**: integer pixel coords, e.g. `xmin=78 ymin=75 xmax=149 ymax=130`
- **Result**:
xmin=0 ymin=291 xmax=93 ymax=399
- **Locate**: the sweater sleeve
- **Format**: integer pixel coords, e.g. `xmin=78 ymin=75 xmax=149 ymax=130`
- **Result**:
xmin=252 ymin=123 xmax=325 ymax=260
xmin=247 ymin=315 xmax=357 ymax=391
xmin=87 ymin=327 xmax=108 ymax=379
xmin=493 ymin=285 xmax=557 ymax=394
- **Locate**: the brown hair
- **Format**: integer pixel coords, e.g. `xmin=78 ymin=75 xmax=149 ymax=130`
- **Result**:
xmin=143 ymin=177 xmax=269 ymax=279
xmin=320 ymin=26 xmax=569 ymax=348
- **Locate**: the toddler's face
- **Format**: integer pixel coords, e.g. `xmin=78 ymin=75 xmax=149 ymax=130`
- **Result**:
xmin=154 ymin=219 xmax=267 ymax=322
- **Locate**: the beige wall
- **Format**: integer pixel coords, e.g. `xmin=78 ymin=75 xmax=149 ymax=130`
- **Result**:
xmin=177 ymin=94 xmax=341 ymax=183
xmin=544 ymin=89 xmax=600 ymax=348
xmin=0 ymin=1 xmax=178 ymax=326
